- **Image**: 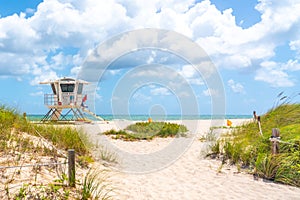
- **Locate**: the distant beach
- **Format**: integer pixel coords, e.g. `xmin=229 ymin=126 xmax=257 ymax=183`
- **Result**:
xmin=27 ymin=114 xmax=252 ymax=121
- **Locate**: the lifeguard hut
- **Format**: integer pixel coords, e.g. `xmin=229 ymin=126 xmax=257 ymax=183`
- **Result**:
xmin=40 ymin=77 xmax=100 ymax=122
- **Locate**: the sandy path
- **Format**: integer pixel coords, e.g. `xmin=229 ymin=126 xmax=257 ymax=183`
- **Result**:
xmin=80 ymin=119 xmax=300 ymax=200
xmin=111 ymin=140 xmax=300 ymax=200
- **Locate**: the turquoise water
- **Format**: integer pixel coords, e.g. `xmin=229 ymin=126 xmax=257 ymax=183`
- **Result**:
xmin=28 ymin=114 xmax=252 ymax=121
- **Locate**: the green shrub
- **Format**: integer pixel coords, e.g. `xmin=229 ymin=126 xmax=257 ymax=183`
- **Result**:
xmin=103 ymin=122 xmax=188 ymax=141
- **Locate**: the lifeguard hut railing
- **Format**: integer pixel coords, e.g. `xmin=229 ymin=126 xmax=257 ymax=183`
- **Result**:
xmin=44 ymin=94 xmax=58 ymax=106
xmin=44 ymin=94 xmax=86 ymax=107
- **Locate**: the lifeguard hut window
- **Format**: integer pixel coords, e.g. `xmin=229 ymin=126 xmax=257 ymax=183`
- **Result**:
xmin=60 ymin=84 xmax=75 ymax=92
xmin=51 ymin=83 xmax=57 ymax=95
xmin=77 ymin=83 xmax=83 ymax=94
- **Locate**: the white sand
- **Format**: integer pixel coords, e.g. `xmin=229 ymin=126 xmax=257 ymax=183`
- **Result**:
xmin=81 ymin=119 xmax=300 ymax=200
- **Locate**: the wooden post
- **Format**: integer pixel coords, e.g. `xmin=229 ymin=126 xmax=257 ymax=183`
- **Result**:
xmin=68 ymin=149 xmax=75 ymax=187
xmin=270 ymin=139 xmax=280 ymax=154
xmin=253 ymin=111 xmax=257 ymax=121
xmin=257 ymin=116 xmax=263 ymax=135
xmin=270 ymin=128 xmax=280 ymax=154
xmin=272 ymin=128 xmax=280 ymax=138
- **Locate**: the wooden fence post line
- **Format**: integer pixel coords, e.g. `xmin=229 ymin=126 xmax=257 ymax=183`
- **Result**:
xmin=68 ymin=149 xmax=75 ymax=187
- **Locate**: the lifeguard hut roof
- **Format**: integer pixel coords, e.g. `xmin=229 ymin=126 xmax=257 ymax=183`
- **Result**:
xmin=39 ymin=77 xmax=89 ymax=85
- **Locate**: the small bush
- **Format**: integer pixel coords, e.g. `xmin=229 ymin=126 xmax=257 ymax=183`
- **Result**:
xmin=103 ymin=122 xmax=188 ymax=141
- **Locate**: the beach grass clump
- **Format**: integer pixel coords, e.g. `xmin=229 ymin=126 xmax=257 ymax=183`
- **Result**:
xmin=210 ymin=102 xmax=300 ymax=187
xmin=0 ymin=105 xmax=90 ymax=157
xmin=103 ymin=122 xmax=188 ymax=141
xmin=0 ymin=105 xmax=17 ymax=129
xmin=31 ymin=124 xmax=90 ymax=156
xmin=98 ymin=147 xmax=118 ymax=163
xmin=0 ymin=106 xmax=45 ymax=158
xmin=81 ymin=168 xmax=113 ymax=200
xmin=255 ymin=153 xmax=281 ymax=180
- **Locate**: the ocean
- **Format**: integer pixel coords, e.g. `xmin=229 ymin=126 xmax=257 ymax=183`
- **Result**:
xmin=27 ymin=114 xmax=252 ymax=121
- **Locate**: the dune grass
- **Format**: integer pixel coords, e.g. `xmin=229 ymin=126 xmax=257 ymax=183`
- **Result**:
xmin=103 ymin=121 xmax=188 ymax=141
xmin=0 ymin=105 xmax=115 ymax=199
xmin=81 ymin=168 xmax=114 ymax=200
xmin=31 ymin=124 xmax=90 ymax=156
xmin=0 ymin=105 xmax=90 ymax=157
xmin=209 ymin=103 xmax=300 ymax=187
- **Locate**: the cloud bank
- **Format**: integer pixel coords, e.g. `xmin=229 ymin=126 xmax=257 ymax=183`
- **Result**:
xmin=0 ymin=0 xmax=300 ymax=88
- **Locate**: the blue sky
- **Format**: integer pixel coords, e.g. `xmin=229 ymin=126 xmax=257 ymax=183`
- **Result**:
xmin=0 ymin=0 xmax=300 ymax=116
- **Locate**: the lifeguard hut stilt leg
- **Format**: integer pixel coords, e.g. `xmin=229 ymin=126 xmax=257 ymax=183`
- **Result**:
xmin=41 ymin=108 xmax=62 ymax=122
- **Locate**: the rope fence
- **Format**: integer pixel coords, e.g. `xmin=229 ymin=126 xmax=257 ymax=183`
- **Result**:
xmin=0 ymin=118 xmax=83 ymax=198
xmin=0 ymin=161 xmax=68 ymax=194
xmin=33 ymin=128 xmax=67 ymax=158
xmin=277 ymin=140 xmax=299 ymax=146
xmin=0 ymin=149 xmax=76 ymax=195
xmin=0 ymin=161 xmax=67 ymax=170
xmin=269 ymin=128 xmax=299 ymax=154
xmin=253 ymin=112 xmax=299 ymax=154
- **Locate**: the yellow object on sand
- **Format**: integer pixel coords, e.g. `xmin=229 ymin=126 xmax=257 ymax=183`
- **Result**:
xmin=227 ymin=119 xmax=232 ymax=127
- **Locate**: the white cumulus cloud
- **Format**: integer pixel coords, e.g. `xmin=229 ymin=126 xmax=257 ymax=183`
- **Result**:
xmin=255 ymin=61 xmax=295 ymax=87
xmin=0 ymin=0 xmax=300 ymax=89
xmin=202 ymin=88 xmax=220 ymax=97
xmin=150 ymin=87 xmax=171 ymax=96
xmin=227 ymin=79 xmax=245 ymax=94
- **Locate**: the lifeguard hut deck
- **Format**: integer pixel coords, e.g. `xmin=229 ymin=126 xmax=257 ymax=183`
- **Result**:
xmin=40 ymin=77 xmax=102 ymax=122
